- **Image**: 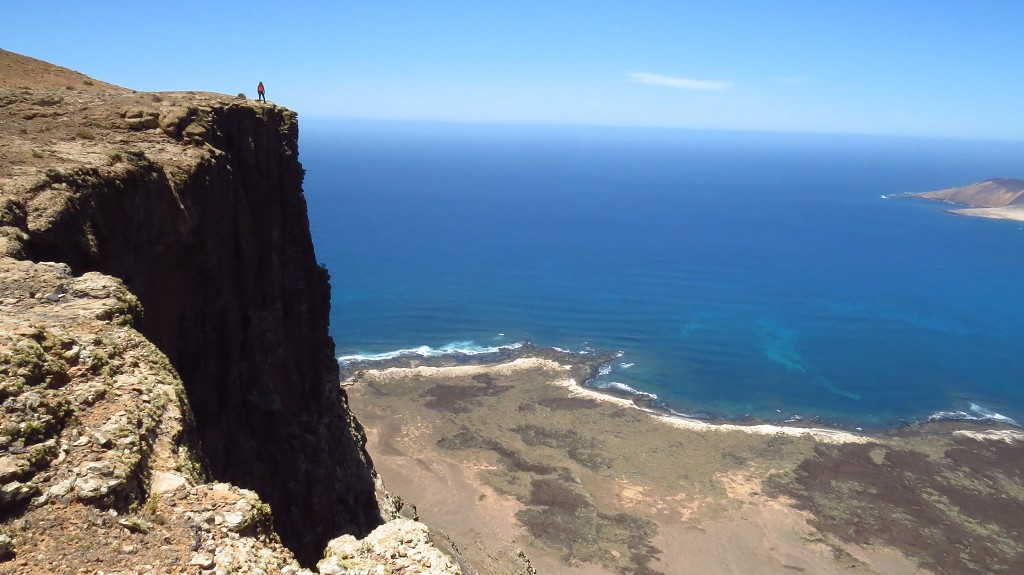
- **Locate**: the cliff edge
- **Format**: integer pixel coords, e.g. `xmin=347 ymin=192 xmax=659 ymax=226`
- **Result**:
xmin=0 ymin=49 xmax=414 ymax=572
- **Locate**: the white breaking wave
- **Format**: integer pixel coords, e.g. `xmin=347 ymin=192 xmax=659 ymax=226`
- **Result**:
xmin=619 ymin=362 xmax=635 ymax=369
xmin=928 ymin=402 xmax=1019 ymax=426
xmin=338 ymin=341 xmax=524 ymax=366
xmin=598 ymin=365 xmax=613 ymax=376
xmin=594 ymin=381 xmax=658 ymax=401
xmin=667 ymin=408 xmax=700 ymax=419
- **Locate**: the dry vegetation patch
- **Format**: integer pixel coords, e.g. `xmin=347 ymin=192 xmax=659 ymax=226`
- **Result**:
xmin=765 ymin=436 xmax=1024 ymax=574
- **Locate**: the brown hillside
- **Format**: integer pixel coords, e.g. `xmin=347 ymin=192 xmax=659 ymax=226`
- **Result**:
xmin=0 ymin=48 xmax=125 ymax=92
xmin=918 ymin=178 xmax=1024 ymax=208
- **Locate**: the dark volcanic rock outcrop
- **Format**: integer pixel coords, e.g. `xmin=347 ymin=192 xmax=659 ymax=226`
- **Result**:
xmin=0 ymin=49 xmax=381 ymax=566
xmin=25 ymin=98 xmax=382 ymax=563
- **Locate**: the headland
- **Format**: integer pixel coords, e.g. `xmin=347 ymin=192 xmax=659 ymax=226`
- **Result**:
xmin=900 ymin=178 xmax=1024 ymax=221
xmin=0 ymin=49 xmax=455 ymax=575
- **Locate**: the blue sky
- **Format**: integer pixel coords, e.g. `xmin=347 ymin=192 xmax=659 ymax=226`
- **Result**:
xmin=4 ymin=1 xmax=1022 ymax=140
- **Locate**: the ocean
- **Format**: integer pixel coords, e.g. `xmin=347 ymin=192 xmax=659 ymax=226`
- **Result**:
xmin=301 ymin=121 xmax=1024 ymax=429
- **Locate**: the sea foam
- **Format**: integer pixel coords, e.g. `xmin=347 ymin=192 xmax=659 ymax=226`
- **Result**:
xmin=338 ymin=341 xmax=524 ymax=366
xmin=928 ymin=402 xmax=1019 ymax=427
xmin=593 ymin=381 xmax=659 ymax=401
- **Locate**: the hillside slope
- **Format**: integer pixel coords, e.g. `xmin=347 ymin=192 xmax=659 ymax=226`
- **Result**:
xmin=911 ymin=178 xmax=1024 ymax=222
xmin=917 ymin=178 xmax=1024 ymax=208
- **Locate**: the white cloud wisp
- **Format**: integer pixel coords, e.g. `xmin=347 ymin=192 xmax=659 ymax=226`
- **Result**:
xmin=628 ymin=72 xmax=733 ymax=91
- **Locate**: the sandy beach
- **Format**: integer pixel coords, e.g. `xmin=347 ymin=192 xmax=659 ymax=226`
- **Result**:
xmin=345 ymin=352 xmax=1024 ymax=574
xmin=905 ymin=178 xmax=1024 ymax=222
xmin=947 ymin=205 xmax=1024 ymax=222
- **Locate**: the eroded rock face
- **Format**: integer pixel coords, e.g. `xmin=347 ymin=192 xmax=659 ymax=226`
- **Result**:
xmin=0 ymin=257 xmax=226 ymax=572
xmin=1 ymin=49 xmax=382 ymax=567
xmin=318 ymin=519 xmax=462 ymax=575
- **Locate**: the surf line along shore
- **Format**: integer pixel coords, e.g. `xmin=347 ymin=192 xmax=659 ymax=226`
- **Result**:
xmin=344 ymin=348 xmax=868 ymax=443
xmin=342 ymin=344 xmax=1024 ymax=575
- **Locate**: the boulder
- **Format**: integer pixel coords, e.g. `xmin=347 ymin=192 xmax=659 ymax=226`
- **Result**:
xmin=125 ymin=115 xmax=159 ymax=130
xmin=157 ymin=106 xmax=192 ymax=138
xmin=0 ymin=533 xmax=13 ymax=560
xmin=183 ymin=122 xmax=209 ymax=144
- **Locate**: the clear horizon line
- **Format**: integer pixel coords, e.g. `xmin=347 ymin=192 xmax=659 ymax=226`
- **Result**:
xmin=297 ymin=114 xmax=1024 ymax=145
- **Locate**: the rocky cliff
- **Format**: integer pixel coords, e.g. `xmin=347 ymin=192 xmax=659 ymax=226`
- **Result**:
xmin=0 ymin=49 xmax=442 ymax=573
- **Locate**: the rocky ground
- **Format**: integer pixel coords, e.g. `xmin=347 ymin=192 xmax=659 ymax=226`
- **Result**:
xmin=0 ymin=59 xmax=239 ymax=215
xmin=0 ymin=255 xmax=304 ymax=574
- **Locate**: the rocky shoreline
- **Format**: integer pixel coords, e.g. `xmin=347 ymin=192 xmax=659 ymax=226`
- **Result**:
xmin=344 ymin=342 xmax=1020 ymax=440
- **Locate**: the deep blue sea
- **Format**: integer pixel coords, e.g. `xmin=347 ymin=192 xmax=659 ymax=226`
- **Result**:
xmin=301 ymin=121 xmax=1024 ymax=429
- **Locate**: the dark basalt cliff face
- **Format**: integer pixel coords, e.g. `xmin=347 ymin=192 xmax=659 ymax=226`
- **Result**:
xmin=1 ymin=75 xmax=382 ymax=564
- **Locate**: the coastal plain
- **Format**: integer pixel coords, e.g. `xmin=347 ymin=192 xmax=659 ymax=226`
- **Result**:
xmin=346 ymin=352 xmax=1024 ymax=575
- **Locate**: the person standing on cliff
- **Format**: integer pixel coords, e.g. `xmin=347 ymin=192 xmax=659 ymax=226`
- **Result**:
xmin=257 ymin=81 xmax=265 ymax=102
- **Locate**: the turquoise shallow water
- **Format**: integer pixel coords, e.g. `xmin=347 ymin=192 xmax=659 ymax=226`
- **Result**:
xmin=301 ymin=121 xmax=1024 ymax=429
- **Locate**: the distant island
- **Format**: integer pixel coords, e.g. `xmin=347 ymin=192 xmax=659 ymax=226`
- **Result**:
xmin=902 ymin=178 xmax=1024 ymax=222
